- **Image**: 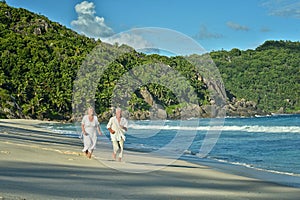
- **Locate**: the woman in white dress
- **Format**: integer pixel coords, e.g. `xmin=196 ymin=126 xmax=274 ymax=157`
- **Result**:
xmin=81 ymin=107 xmax=102 ymax=158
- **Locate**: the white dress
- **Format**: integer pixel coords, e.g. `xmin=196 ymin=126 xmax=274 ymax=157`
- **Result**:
xmin=81 ymin=115 xmax=99 ymax=153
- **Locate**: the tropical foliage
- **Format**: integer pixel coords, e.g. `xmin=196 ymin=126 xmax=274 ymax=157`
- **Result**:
xmin=0 ymin=2 xmax=299 ymax=120
xmin=211 ymin=41 xmax=300 ymax=113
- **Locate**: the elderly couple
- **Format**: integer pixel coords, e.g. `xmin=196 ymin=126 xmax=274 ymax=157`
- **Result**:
xmin=81 ymin=107 xmax=128 ymax=161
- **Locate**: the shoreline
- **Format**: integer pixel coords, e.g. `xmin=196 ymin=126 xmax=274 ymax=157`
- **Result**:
xmin=182 ymin=155 xmax=300 ymax=188
xmin=1 ymin=119 xmax=300 ymax=199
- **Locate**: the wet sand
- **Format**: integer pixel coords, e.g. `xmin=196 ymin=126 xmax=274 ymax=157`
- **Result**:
xmin=1 ymin=119 xmax=300 ymax=199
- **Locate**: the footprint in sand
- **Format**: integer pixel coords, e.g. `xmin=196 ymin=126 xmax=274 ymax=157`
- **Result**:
xmin=1 ymin=150 xmax=10 ymax=154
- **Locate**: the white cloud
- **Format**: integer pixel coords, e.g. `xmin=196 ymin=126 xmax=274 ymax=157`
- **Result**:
xmin=71 ymin=1 xmax=114 ymax=38
xmin=103 ymin=27 xmax=207 ymax=56
xmin=226 ymin=21 xmax=249 ymax=31
xmin=101 ymin=32 xmax=151 ymax=50
xmin=193 ymin=25 xmax=223 ymax=40
xmin=74 ymin=1 xmax=95 ymax=15
xmin=262 ymin=0 xmax=300 ymax=18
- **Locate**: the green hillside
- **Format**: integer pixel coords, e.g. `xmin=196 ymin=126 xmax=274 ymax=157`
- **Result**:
xmin=0 ymin=2 xmax=299 ymax=120
xmin=0 ymin=2 xmax=99 ymax=119
xmin=211 ymin=41 xmax=300 ymax=113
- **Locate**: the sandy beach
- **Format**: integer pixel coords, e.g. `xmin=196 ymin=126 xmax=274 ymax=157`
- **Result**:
xmin=1 ymin=119 xmax=300 ymax=200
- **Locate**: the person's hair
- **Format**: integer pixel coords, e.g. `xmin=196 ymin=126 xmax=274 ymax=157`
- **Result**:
xmin=86 ymin=107 xmax=95 ymax=115
xmin=115 ymin=107 xmax=122 ymax=113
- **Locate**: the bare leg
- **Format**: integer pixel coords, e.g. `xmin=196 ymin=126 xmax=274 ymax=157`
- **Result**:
xmin=118 ymin=140 xmax=124 ymax=162
xmin=87 ymin=150 xmax=93 ymax=159
xmin=112 ymin=141 xmax=119 ymax=160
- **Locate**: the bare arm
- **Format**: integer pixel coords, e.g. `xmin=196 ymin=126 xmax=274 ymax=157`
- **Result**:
xmin=120 ymin=126 xmax=127 ymax=132
xmin=108 ymin=127 xmax=115 ymax=134
xmin=97 ymin=126 xmax=102 ymax=135
xmin=120 ymin=118 xmax=128 ymax=132
xmin=81 ymin=123 xmax=87 ymax=135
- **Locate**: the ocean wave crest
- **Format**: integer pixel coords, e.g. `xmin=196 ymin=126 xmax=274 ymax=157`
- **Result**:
xmin=128 ymin=124 xmax=300 ymax=133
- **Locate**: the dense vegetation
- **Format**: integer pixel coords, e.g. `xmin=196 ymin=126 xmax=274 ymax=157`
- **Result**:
xmin=211 ymin=42 xmax=300 ymax=113
xmin=0 ymin=2 xmax=99 ymax=119
xmin=0 ymin=2 xmax=299 ymax=120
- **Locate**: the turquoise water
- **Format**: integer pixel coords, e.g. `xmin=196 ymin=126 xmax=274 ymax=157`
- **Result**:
xmin=43 ymin=114 xmax=300 ymax=185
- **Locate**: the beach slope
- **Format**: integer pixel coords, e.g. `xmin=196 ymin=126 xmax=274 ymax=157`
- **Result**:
xmin=1 ymin=119 xmax=300 ymax=200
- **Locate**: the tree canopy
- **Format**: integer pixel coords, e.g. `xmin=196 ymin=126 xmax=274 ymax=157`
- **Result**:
xmin=1 ymin=2 xmax=299 ymax=120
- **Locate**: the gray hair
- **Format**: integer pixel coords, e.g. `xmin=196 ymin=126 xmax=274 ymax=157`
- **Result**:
xmin=86 ymin=107 xmax=95 ymax=115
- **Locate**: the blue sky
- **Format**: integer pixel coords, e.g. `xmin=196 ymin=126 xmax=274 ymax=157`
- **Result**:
xmin=5 ymin=0 xmax=300 ymax=53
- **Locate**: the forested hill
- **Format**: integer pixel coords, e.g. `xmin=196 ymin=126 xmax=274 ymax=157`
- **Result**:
xmin=0 ymin=2 xmax=99 ymax=119
xmin=211 ymin=41 xmax=300 ymax=114
xmin=0 ymin=2 xmax=299 ymax=121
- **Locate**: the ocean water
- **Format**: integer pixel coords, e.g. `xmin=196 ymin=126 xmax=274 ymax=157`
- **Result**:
xmin=42 ymin=114 xmax=300 ymax=186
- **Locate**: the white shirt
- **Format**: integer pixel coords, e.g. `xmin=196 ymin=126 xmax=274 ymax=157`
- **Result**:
xmin=107 ymin=116 xmax=128 ymax=141
xmin=82 ymin=115 xmax=99 ymax=136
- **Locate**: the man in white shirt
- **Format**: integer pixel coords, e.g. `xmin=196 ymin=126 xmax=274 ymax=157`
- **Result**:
xmin=107 ymin=108 xmax=128 ymax=161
